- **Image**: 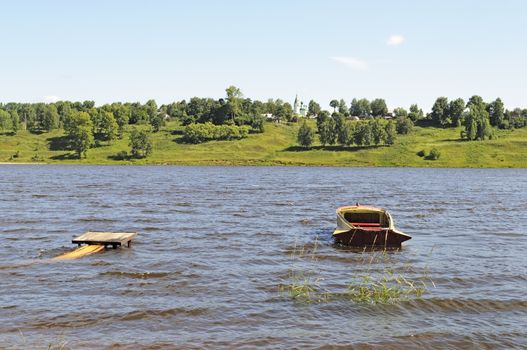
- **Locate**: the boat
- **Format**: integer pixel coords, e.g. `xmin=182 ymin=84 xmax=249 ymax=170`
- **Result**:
xmin=333 ymin=204 xmax=411 ymax=247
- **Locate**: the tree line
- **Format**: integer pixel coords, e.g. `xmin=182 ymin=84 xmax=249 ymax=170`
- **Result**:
xmin=1 ymin=88 xmax=526 ymax=158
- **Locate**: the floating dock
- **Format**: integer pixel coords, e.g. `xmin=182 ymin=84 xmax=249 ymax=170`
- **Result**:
xmin=72 ymin=231 xmax=137 ymax=249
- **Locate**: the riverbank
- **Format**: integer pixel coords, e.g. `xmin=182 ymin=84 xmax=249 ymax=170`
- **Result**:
xmin=1 ymin=121 xmax=526 ymax=167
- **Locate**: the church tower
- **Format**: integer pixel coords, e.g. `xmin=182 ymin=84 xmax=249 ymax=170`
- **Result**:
xmin=293 ymin=94 xmax=299 ymax=114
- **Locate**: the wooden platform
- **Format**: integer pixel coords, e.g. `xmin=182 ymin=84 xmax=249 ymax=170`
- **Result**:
xmin=72 ymin=231 xmax=137 ymax=248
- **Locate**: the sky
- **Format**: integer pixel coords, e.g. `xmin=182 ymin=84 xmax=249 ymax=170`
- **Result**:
xmin=1 ymin=0 xmax=526 ymax=111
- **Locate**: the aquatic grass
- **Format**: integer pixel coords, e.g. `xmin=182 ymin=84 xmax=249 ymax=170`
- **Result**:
xmin=279 ymin=237 xmax=332 ymax=303
xmin=279 ymin=239 xmax=434 ymax=305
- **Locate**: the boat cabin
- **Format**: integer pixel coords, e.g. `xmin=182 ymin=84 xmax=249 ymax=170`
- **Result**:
xmin=343 ymin=210 xmax=390 ymax=228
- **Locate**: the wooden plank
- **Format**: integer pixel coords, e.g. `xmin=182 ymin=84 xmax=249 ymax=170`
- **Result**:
xmin=72 ymin=231 xmax=137 ymax=247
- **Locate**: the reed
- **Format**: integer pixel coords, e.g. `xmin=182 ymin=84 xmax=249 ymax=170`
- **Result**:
xmin=280 ymin=239 xmax=434 ymax=304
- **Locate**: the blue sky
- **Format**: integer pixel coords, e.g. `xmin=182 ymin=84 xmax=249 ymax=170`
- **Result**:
xmin=1 ymin=0 xmax=526 ymax=111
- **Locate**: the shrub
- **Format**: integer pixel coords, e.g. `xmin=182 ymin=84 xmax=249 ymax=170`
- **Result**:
xmin=396 ymin=116 xmax=414 ymax=134
xmin=182 ymin=122 xmax=250 ymax=143
xmin=114 ymin=150 xmax=128 ymax=160
xmin=427 ymin=148 xmax=441 ymax=160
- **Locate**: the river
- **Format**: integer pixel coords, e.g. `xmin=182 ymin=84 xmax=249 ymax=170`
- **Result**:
xmin=0 ymin=165 xmax=526 ymax=349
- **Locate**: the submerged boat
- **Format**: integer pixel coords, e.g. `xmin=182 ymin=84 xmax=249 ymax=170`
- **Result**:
xmin=333 ymin=205 xmax=411 ymax=247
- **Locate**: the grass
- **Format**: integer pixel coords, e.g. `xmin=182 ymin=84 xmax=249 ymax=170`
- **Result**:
xmin=1 ymin=120 xmax=526 ymax=167
xmin=279 ymin=240 xmax=434 ymax=304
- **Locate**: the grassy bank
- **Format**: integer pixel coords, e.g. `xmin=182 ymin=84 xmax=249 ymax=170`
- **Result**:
xmin=1 ymin=121 xmax=526 ymax=167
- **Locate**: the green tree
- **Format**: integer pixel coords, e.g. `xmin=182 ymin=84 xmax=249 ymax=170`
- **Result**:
xmin=370 ymin=119 xmax=387 ymax=145
xmin=0 ymin=110 xmax=12 ymax=132
xmin=150 ymin=112 xmax=165 ymax=132
xmin=463 ymin=104 xmax=493 ymax=140
xmin=354 ymin=122 xmax=373 ymax=146
xmin=332 ymin=113 xmax=346 ymax=144
xmin=112 ymin=103 xmax=130 ymax=138
xmin=384 ymin=121 xmax=396 ymax=145
xmin=329 ymin=99 xmax=339 ymax=112
xmin=341 ymin=121 xmax=356 ymax=146
xmin=316 ymin=110 xmax=330 ymax=131
xmin=225 ymin=85 xmax=243 ymax=122
xmin=338 ymin=99 xmax=349 ymax=117
xmin=431 ymin=97 xmax=449 ymax=126
xmin=488 ymin=98 xmax=505 ymax=127
xmin=307 ymin=100 xmax=321 ymax=117
xmin=466 ymin=95 xmax=485 ymax=109
xmin=393 ymin=107 xmax=407 ymax=118
xmin=145 ymin=99 xmax=158 ymax=121
xmin=94 ymin=111 xmax=118 ymax=141
xmin=370 ymin=99 xmax=388 ymax=117
xmin=67 ymin=111 xmax=94 ymax=158
xmin=297 ymin=121 xmax=315 ymax=148
xmin=447 ymin=98 xmax=465 ymax=126
xmin=408 ymin=104 xmax=424 ymax=122
xmin=318 ymin=117 xmax=336 ymax=146
xmin=9 ymin=110 xmax=19 ymax=133
xmin=275 ymin=102 xmax=293 ymax=123
xmin=129 ymin=129 xmax=153 ymax=158
xmin=350 ymin=98 xmax=371 ymax=117
xmin=396 ymin=116 xmax=414 ymax=134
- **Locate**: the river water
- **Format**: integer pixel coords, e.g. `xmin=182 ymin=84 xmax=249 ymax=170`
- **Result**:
xmin=0 ymin=165 xmax=526 ymax=349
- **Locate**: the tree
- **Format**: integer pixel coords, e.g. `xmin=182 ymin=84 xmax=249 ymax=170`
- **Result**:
xmin=329 ymin=99 xmax=339 ymax=112
xmin=396 ymin=116 xmax=414 ymax=134
xmin=67 ymin=111 xmax=94 ymax=158
xmin=341 ymin=121 xmax=356 ymax=146
xmin=316 ymin=110 xmax=330 ymax=131
xmin=93 ymin=111 xmax=118 ymax=141
xmin=350 ymin=98 xmax=371 ymax=117
xmin=384 ymin=121 xmax=396 ymax=145
xmin=9 ymin=110 xmax=19 ymax=134
xmin=150 ymin=112 xmax=165 ymax=132
xmin=488 ymin=98 xmax=505 ymax=127
xmin=338 ymin=99 xmax=349 ymax=117
xmin=447 ymin=98 xmax=465 ymax=126
xmin=129 ymin=129 xmax=153 ymax=158
xmin=370 ymin=99 xmax=388 ymax=117
xmin=430 ymin=97 xmax=449 ymax=126
xmin=0 ymin=110 xmax=12 ymax=132
xmin=307 ymin=100 xmax=321 ymax=117
xmin=408 ymin=104 xmax=424 ymax=122
xmin=275 ymin=102 xmax=293 ymax=123
xmin=354 ymin=122 xmax=373 ymax=146
xmin=297 ymin=121 xmax=315 ymax=148
xmin=112 ymin=103 xmax=130 ymax=138
xmin=370 ymin=119 xmax=387 ymax=145
xmin=145 ymin=99 xmax=158 ymax=121
xmin=318 ymin=118 xmax=336 ymax=146
xmin=41 ymin=104 xmax=59 ymax=132
xmin=466 ymin=95 xmax=485 ymax=109
xmin=462 ymin=104 xmax=493 ymax=140
xmin=225 ymin=85 xmax=243 ymax=122
xmin=393 ymin=107 xmax=408 ymax=118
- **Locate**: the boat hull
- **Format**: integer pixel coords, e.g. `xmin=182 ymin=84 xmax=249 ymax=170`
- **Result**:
xmin=333 ymin=228 xmax=411 ymax=247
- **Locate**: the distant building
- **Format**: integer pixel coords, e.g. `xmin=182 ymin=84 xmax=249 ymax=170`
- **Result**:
xmin=293 ymin=95 xmax=307 ymax=117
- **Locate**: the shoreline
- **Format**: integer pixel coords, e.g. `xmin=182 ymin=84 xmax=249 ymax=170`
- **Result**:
xmin=0 ymin=160 xmax=523 ymax=168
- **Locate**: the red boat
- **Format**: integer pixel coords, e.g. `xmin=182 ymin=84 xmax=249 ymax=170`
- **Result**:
xmin=333 ymin=205 xmax=411 ymax=247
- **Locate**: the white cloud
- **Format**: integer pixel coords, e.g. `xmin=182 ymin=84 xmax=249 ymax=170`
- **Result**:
xmin=330 ymin=56 xmax=369 ymax=70
xmin=43 ymin=95 xmax=60 ymax=103
xmin=387 ymin=35 xmax=405 ymax=46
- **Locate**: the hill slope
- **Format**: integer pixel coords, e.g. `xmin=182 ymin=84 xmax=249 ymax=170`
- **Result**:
xmin=1 ymin=121 xmax=526 ymax=167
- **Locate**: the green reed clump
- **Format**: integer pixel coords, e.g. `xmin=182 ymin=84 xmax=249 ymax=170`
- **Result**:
xmin=346 ymin=271 xmax=427 ymax=304
xmin=279 ymin=237 xmax=332 ymax=303
xmin=279 ymin=239 xmax=434 ymax=305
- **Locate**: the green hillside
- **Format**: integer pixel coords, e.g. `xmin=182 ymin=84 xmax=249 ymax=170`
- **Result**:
xmin=1 ymin=121 xmax=526 ymax=167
